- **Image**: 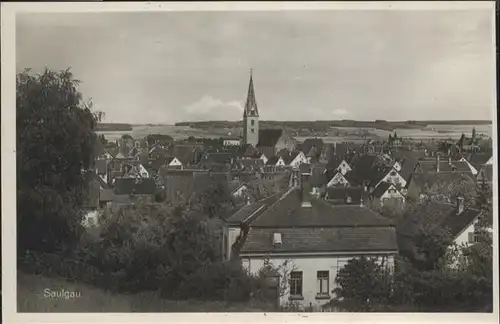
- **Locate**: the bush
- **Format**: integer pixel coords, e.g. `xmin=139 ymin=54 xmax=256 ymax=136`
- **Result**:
xmin=175 ymin=261 xmax=263 ymax=302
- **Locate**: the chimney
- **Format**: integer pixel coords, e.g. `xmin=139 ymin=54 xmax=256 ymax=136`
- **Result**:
xmin=300 ymin=174 xmax=312 ymax=207
xmin=436 ymin=155 xmax=440 ymax=173
xmin=457 ymin=197 xmax=464 ymax=214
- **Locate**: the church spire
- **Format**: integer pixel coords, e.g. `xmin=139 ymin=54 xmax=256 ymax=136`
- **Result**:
xmin=243 ymin=69 xmax=259 ymax=118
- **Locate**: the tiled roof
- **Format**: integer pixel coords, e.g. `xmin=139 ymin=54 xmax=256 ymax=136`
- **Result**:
xmin=225 ymin=202 xmax=267 ymax=224
xmin=397 ymin=201 xmax=482 ymax=242
xmin=171 ymin=145 xmax=202 ymax=165
xmin=309 ymin=164 xmax=328 ymax=186
xmin=257 ymin=129 xmax=283 ymax=147
xmin=325 ymin=187 xmax=368 ymax=204
xmin=113 ymin=177 xmax=157 ymax=195
xmin=237 ymin=144 xmax=259 ymax=158
xmin=477 ymin=165 xmax=493 ymax=183
xmin=100 ymin=189 xmax=114 ymax=202
xmin=371 ymin=182 xmax=395 ymax=198
xmin=299 ymin=163 xmax=311 ymax=174
xmin=240 ymin=226 xmax=398 ymax=254
xmin=467 ymin=153 xmax=492 ymax=167
xmin=408 ymin=172 xmax=476 ymax=195
xmin=282 ymin=151 xmax=302 ymax=165
xmin=252 ymin=190 xmax=392 ymax=228
xmin=399 ymin=158 xmax=419 ymax=181
xmin=95 ymin=159 xmax=108 ymax=175
xmin=266 ymin=156 xmax=282 ymax=166
xmin=390 ymin=149 xmax=427 ymax=162
xmin=113 ymin=178 xmax=135 ymax=195
xmin=201 ymin=152 xmax=234 ymax=165
xmin=416 ymin=160 xmax=472 ymax=173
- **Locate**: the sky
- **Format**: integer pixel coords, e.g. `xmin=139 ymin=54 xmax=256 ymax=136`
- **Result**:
xmin=16 ymin=9 xmax=495 ymax=124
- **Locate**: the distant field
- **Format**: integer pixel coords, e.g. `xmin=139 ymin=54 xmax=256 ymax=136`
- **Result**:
xmin=97 ymin=123 xmax=492 ymax=142
xmin=17 ymin=272 xmax=271 ymax=312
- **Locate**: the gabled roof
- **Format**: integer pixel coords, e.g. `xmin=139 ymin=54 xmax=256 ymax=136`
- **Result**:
xmin=113 ymin=177 xmax=157 ymax=195
xmin=299 ymin=163 xmax=312 ymax=174
xmin=326 ymin=187 xmax=368 ymax=204
xmin=415 ymin=160 xmax=472 ymax=173
xmin=397 ymin=201 xmax=482 ymax=244
xmin=257 ymin=129 xmax=283 ymax=147
xmin=266 ymin=156 xmax=283 ymax=166
xmin=252 ymin=189 xmax=392 ymax=228
xmin=467 ymin=153 xmax=492 ymax=167
xmin=237 ymin=144 xmax=259 ymax=158
xmin=236 ymin=158 xmax=264 ymax=170
xmin=282 ymin=151 xmax=303 ymax=165
xmin=301 ymin=138 xmax=324 ymax=157
xmin=201 ymin=152 xmax=234 ymax=165
xmin=240 ymin=226 xmax=398 ymax=254
xmin=371 ymin=182 xmax=398 ymax=198
xmin=95 ymin=159 xmax=108 ymax=175
xmin=407 ymin=172 xmax=477 ymax=196
xmin=477 ymin=165 xmax=493 ymax=183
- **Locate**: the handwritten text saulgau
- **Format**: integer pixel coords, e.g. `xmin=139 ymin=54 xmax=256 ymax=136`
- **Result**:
xmin=44 ymin=288 xmax=81 ymax=300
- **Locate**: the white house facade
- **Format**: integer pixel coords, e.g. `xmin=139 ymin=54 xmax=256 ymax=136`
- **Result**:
xmin=260 ymin=154 xmax=268 ymax=164
xmin=241 ymin=253 xmax=395 ymax=310
xmin=336 ymin=160 xmax=352 ymax=176
xmin=167 ymin=157 xmax=183 ymax=167
xmin=326 ymin=172 xmax=350 ymax=188
xmin=289 ymin=152 xmax=308 ymax=168
xmin=375 ymin=169 xmax=406 ymax=189
xmin=393 ymin=161 xmax=402 ymax=172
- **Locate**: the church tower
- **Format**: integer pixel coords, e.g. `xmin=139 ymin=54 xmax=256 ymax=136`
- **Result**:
xmin=243 ymin=69 xmax=259 ymax=147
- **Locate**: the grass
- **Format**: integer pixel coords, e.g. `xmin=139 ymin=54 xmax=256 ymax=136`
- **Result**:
xmin=17 ymin=272 xmax=273 ymax=313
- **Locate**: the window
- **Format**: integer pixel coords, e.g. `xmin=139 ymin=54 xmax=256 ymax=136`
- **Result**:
xmin=251 ymin=128 xmax=255 ymax=133
xmin=317 ymin=271 xmax=330 ymax=296
xmin=289 ymin=271 xmax=303 ymax=296
xmin=251 ymin=119 xmax=255 ymax=126
xmin=468 ymin=232 xmax=481 ymax=244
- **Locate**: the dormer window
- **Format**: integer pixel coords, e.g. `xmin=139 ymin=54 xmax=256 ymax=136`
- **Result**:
xmin=273 ymin=233 xmax=283 ymax=247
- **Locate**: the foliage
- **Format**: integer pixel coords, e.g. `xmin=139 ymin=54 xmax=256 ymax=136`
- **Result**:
xmin=17 ymin=68 xmax=101 ymax=254
xmin=331 ymin=256 xmax=392 ymax=311
xmin=175 ymin=260 xmax=263 ymax=302
xmin=92 ymin=198 xmax=221 ymax=294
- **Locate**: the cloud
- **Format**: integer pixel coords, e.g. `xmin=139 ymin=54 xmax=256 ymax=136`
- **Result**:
xmin=182 ymin=95 xmax=244 ymax=121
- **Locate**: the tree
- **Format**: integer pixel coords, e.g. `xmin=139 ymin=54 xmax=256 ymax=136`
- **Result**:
xmin=17 ymin=68 xmax=101 ymax=254
xmin=332 ymin=256 xmax=392 ymax=311
xmin=96 ymin=197 xmax=221 ymax=294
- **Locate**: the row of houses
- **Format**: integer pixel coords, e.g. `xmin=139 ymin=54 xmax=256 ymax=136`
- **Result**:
xmin=216 ymin=145 xmax=493 ymax=310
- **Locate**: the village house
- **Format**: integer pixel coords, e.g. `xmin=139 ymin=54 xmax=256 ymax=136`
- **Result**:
xmin=280 ymin=150 xmax=308 ymax=169
xmin=405 ymin=172 xmax=477 ymax=203
xmin=222 ymin=191 xmax=285 ymax=261
xmin=369 ymin=182 xmax=406 ymax=209
xmin=236 ymin=180 xmax=398 ymax=311
xmin=373 ymin=168 xmax=407 ymax=190
xmin=326 ymin=171 xmax=351 ymax=188
xmin=476 ymin=164 xmax=493 ymax=185
xmin=324 ymin=187 xmax=369 ymax=205
xmin=266 ymin=156 xmax=286 ymax=168
xmin=256 ymin=129 xmax=297 ymax=158
xmin=397 ymin=197 xmax=492 ymax=258
xmin=414 ymin=155 xmax=475 ymax=174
